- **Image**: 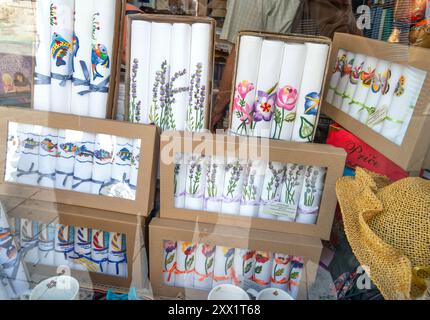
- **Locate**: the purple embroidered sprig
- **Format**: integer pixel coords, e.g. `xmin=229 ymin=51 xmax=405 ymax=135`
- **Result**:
xmin=266 ymin=162 xmax=287 ymax=200
xmin=129 ymin=58 xmax=141 ymax=123
xmin=150 ymin=61 xmax=189 ymax=130
xmin=284 ymin=164 xmax=304 ymax=205
xmin=304 ymin=167 xmax=319 ymax=207
xmin=206 ymin=161 xmax=218 ymax=198
xmin=225 ymin=160 xmax=244 ymax=198
xmin=186 ymin=63 xmax=206 ymax=131
xmin=242 ymin=163 xmax=258 ymax=202
xmin=188 ymin=157 xmax=203 ymax=195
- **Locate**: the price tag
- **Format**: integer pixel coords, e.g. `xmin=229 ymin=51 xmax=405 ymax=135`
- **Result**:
xmin=367 ymin=106 xmax=388 ymax=128
xmin=262 ymin=202 xmax=297 ymax=221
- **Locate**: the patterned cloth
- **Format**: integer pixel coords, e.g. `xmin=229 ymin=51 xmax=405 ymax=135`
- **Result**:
xmin=220 ymin=0 xmax=302 ymax=44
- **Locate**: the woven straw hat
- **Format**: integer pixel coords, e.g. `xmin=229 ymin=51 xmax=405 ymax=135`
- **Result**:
xmin=336 ymin=168 xmax=430 ymax=300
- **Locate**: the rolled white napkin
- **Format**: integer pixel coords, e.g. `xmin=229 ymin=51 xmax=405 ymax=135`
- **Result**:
xmin=174 ymin=153 xmax=187 ymax=209
xmin=258 ymin=162 xmax=287 ymax=220
xmin=251 ymin=251 xmax=273 ymax=289
xmin=38 ymin=223 xmax=55 ymax=266
xmin=296 ymin=166 xmax=327 ymax=225
xmin=233 ymin=249 xmax=255 ymax=288
xmin=88 ymin=0 xmax=116 ymax=119
xmin=50 ymin=0 xmax=74 ymax=114
xmin=174 ymin=241 xmax=197 ymax=289
xmin=395 ymin=72 xmax=425 ymax=146
xmin=148 ymin=22 xmax=172 ymax=127
xmin=91 ymin=229 xmax=109 ymax=274
xmin=239 ymin=160 xmax=266 ymax=217
xmin=33 ymin=0 xmax=52 ymax=111
xmin=204 ymin=156 xmax=226 ymax=213
xmin=279 ymin=164 xmax=306 ymax=222
xmin=212 ymin=246 xmax=235 ymax=288
xmin=231 ymin=36 xmax=262 ymax=136
xmin=332 ymin=52 xmax=357 ymax=108
xmin=270 ymin=43 xmax=306 ymax=141
xmin=70 ymin=0 xmax=94 ymax=116
xmin=270 ymin=254 xmax=292 ymax=291
xmin=169 ymin=23 xmax=192 ymax=131
xmin=221 ymin=158 xmax=246 ymax=215
xmin=72 ymin=132 xmax=95 ymax=194
xmin=107 ymin=233 xmax=127 ymax=278
xmin=111 ymin=137 xmax=133 ymax=184
xmin=54 ymin=224 xmax=75 ymax=267
xmin=370 ymin=63 xmax=404 ymax=133
xmin=55 ymin=129 xmax=79 ymax=190
xmin=91 ymin=134 xmax=114 ymax=195
xmin=359 ymin=59 xmax=391 ymax=124
xmin=287 ymin=256 xmax=304 ymax=299
xmin=326 ymin=49 xmax=348 ymax=105
xmin=185 ymin=155 xmax=206 ymax=211
xmin=340 ymin=53 xmax=366 ymax=113
xmin=381 ymin=66 xmax=427 ymax=145
xmin=0 ymin=204 xmax=30 ymax=298
xmin=16 ymin=124 xmax=41 ymax=186
xmin=193 ymin=244 xmax=215 ymax=290
xmin=5 ymin=122 xmax=20 ymax=183
xmin=186 ymin=23 xmax=212 ymax=132
xmin=348 ymin=56 xmax=378 ymax=120
xmin=291 ymin=43 xmax=330 ymax=143
xmin=73 ymin=227 xmax=92 ymax=271
xmin=251 ymin=40 xmax=285 ymax=138
xmin=129 ymin=139 xmax=141 ymax=199
xmin=162 ymin=240 xmax=177 ymax=287
xmin=129 ymin=21 xmax=152 ymax=124
xmin=38 ymin=127 xmax=58 ymax=188
xmin=20 ymin=219 xmax=39 ymax=265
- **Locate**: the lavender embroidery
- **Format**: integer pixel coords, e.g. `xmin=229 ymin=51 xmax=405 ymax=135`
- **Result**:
xmin=186 ymin=63 xmax=206 ymax=132
xmin=266 ymin=162 xmax=287 ymax=200
xmin=242 ymin=163 xmax=257 ymax=202
xmin=303 ymin=167 xmax=319 ymax=207
xmin=174 ymin=163 xmax=181 ymax=195
xmin=149 ymin=61 xmax=189 ymax=131
xmin=129 ymin=58 xmax=141 ymax=123
xmin=225 ymin=160 xmax=244 ymax=198
xmin=206 ymin=162 xmax=219 ymax=198
xmin=188 ymin=157 xmax=203 ymax=195
xmin=284 ymin=165 xmax=304 ymax=205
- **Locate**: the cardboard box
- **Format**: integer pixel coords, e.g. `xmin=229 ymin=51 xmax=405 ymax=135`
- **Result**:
xmin=149 ymin=217 xmax=322 ymax=300
xmin=424 ymin=146 xmax=430 ymax=170
xmin=159 ymin=131 xmax=346 ymax=240
xmin=29 ymin=0 xmax=126 ymax=120
xmin=0 ymin=107 xmax=159 ymax=216
xmin=6 ymin=199 xmax=149 ymax=289
xmin=322 ymin=33 xmax=430 ymax=172
xmin=228 ymin=31 xmax=332 ymax=142
xmin=123 ymin=14 xmax=216 ymax=129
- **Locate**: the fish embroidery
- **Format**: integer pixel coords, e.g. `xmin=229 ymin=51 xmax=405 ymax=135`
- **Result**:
xmin=51 ymin=32 xmax=72 ymax=67
xmin=94 ymin=149 xmax=113 ymax=161
xmin=76 ymin=145 xmax=94 ymax=159
xmin=91 ymin=43 xmax=110 ymax=80
xmin=72 ymin=33 xmax=79 ymax=72
xmin=40 ymin=138 xmax=57 ymax=153
xmin=60 ymin=143 xmax=77 ymax=155
xmin=116 ymin=148 xmax=132 ymax=162
xmin=23 ymin=138 xmax=39 ymax=150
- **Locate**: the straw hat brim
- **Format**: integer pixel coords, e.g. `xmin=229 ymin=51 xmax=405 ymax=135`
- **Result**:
xmin=336 ymin=168 xmax=413 ymax=300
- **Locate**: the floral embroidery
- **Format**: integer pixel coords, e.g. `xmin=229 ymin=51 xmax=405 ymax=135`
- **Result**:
xmin=394 ymin=75 xmax=406 ymax=97
xmin=284 ymin=164 xmax=305 ymax=206
xmin=222 ymin=247 xmax=235 ymax=275
xmin=272 ymin=85 xmax=299 ymax=139
xmin=350 ymin=61 xmax=364 ymax=85
xmin=253 ymin=90 xmax=276 ymax=123
xmin=233 ymin=80 xmax=255 ymax=135
xmin=225 ymin=160 xmax=244 ymax=198
xmin=182 ymin=242 xmax=196 ymax=271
